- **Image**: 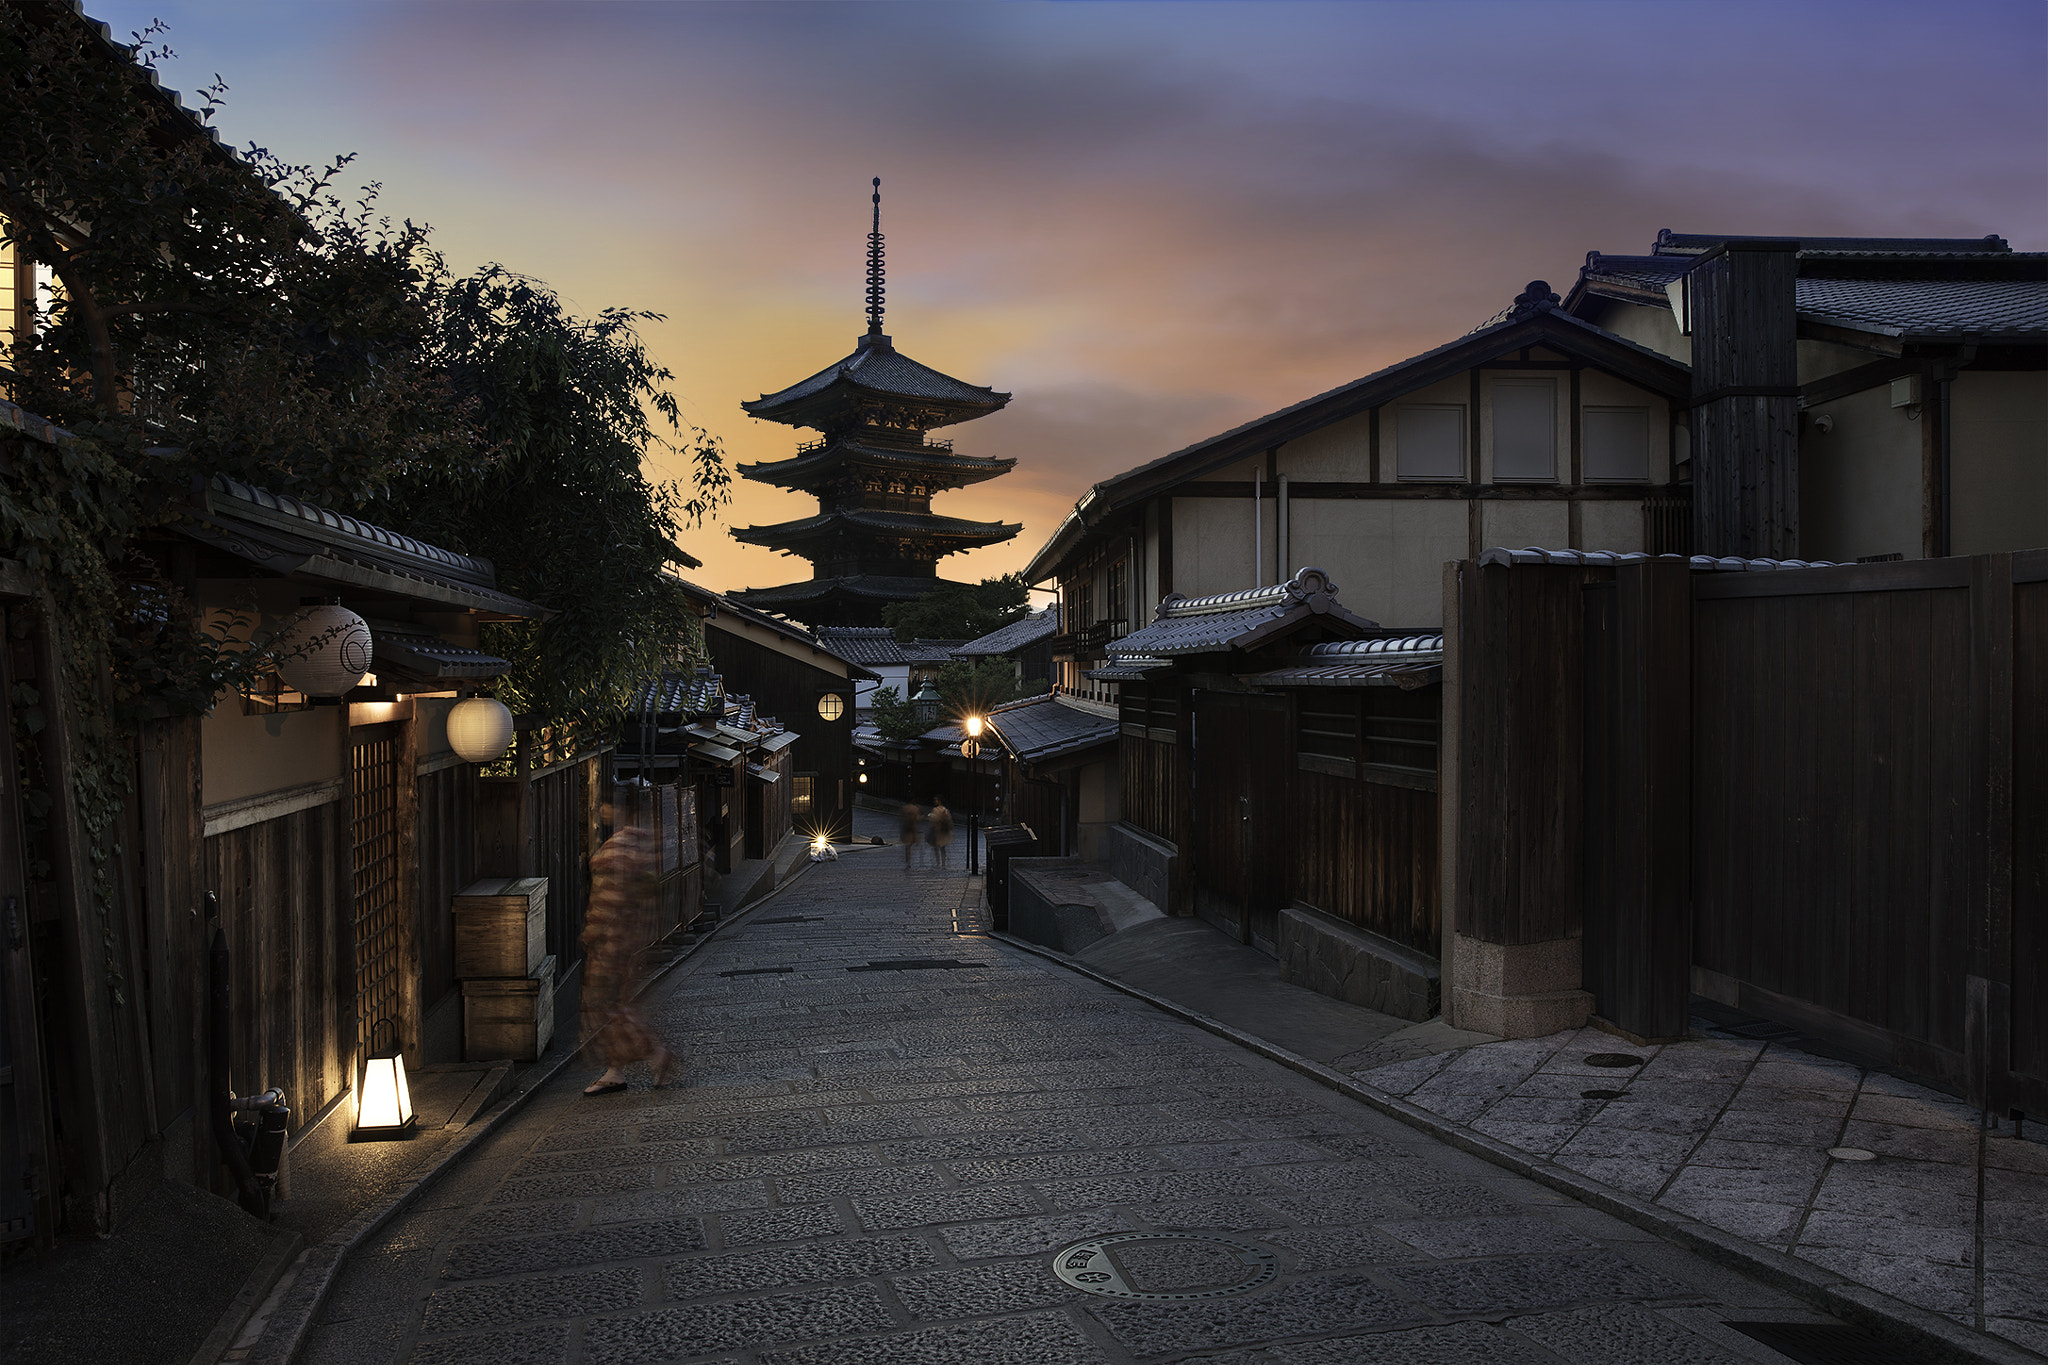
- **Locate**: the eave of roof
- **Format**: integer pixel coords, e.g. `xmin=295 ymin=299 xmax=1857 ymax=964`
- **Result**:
xmin=731 ymin=508 xmax=1023 ymax=550
xmin=985 ymin=693 xmax=1120 ymax=766
xmin=671 ymin=575 xmax=881 ymax=679
xmin=742 ymin=335 xmax=1010 ymax=427
xmin=952 ymin=606 xmax=1060 ymax=657
xmin=730 ymin=573 xmax=969 ymax=611
xmin=1109 ymin=568 xmax=1379 ymax=657
xmin=1021 ymin=304 xmax=1690 ymax=583
xmin=737 ymin=440 xmax=1015 ymax=490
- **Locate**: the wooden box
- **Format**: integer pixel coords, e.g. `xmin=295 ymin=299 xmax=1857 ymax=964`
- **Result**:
xmin=462 ymin=954 xmax=556 ymax=1062
xmin=453 ymin=877 xmax=547 ymax=979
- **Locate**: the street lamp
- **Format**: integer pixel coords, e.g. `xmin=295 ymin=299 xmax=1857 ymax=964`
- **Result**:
xmin=963 ymin=715 xmax=985 ymax=874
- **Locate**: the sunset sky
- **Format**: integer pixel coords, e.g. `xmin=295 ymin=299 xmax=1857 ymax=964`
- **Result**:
xmin=93 ymin=1 xmax=2047 ymax=602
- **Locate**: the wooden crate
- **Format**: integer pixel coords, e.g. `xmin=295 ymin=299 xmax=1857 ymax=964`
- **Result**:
xmin=452 ymin=877 xmax=547 ymax=979
xmin=462 ymin=954 xmax=556 ymax=1062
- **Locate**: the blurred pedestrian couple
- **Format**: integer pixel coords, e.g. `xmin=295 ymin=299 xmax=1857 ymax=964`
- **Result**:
xmin=581 ymin=804 xmax=679 ymax=1096
xmin=899 ymin=798 xmax=954 ymax=872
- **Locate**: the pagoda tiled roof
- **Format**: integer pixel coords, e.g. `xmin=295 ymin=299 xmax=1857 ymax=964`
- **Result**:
xmin=743 ymin=335 xmax=1009 ymax=427
xmin=730 ymin=574 xmax=975 ymax=613
xmin=730 ymin=507 xmax=1022 ymax=550
xmin=738 ymin=438 xmax=1015 ymax=492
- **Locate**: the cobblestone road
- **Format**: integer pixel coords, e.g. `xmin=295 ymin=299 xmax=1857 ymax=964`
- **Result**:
xmin=300 ymin=849 xmax=1860 ymax=1364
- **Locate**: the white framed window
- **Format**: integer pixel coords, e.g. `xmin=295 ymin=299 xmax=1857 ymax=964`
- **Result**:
xmin=1583 ymin=406 xmax=1652 ymax=482
xmin=1395 ymin=404 xmax=1465 ymax=481
xmin=1491 ymin=380 xmax=1556 ymax=482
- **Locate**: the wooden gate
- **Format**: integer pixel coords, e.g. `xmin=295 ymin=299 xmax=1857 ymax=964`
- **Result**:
xmin=1193 ymin=692 xmax=1291 ymax=953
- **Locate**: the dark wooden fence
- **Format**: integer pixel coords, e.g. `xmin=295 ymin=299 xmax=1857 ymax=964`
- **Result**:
xmin=1291 ymin=766 xmax=1440 ymax=955
xmin=1460 ymin=550 xmax=2045 ymax=1115
xmin=415 ymin=760 xmax=475 ymax=1027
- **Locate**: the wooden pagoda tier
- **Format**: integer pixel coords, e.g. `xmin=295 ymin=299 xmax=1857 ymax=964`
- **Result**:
xmin=731 ymin=506 xmax=1022 ymax=557
xmin=735 ymin=435 xmax=1015 ymax=498
xmin=729 ymin=571 xmax=979 ymax=625
xmin=741 ymin=330 xmax=1010 ymax=435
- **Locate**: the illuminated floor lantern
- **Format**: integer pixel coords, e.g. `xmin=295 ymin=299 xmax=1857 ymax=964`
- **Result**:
xmin=353 ymin=1019 xmax=415 ymax=1141
xmin=448 ymin=694 xmax=516 ymax=764
xmin=276 ymin=604 xmax=373 ymax=699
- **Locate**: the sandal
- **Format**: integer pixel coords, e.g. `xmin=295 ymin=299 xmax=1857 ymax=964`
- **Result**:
xmin=583 ymin=1079 xmax=629 ymax=1096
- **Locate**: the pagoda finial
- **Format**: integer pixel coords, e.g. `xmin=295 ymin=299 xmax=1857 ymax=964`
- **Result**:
xmin=864 ymin=177 xmax=886 ymax=337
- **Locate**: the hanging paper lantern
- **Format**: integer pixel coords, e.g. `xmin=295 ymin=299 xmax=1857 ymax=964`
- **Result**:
xmin=447 ymin=695 xmax=516 ymax=764
xmin=275 ymin=605 xmax=373 ymax=698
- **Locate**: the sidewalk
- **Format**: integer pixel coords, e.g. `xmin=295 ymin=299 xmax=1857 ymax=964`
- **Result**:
xmin=1020 ymin=909 xmax=2048 ymax=1361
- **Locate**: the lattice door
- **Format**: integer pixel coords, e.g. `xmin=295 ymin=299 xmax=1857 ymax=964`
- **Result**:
xmin=351 ymin=725 xmax=405 ymax=1050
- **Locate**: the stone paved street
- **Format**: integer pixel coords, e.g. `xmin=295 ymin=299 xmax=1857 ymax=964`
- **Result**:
xmin=299 ymin=849 xmax=1898 ymax=1364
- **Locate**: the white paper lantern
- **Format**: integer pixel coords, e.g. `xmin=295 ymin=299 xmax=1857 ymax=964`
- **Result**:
xmin=447 ymin=695 xmax=515 ymax=764
xmin=275 ymin=605 xmax=373 ymax=698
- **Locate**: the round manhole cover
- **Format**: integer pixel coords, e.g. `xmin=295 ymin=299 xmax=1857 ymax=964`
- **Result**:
xmin=1584 ymin=1052 xmax=1648 ymax=1068
xmin=1827 ymin=1146 xmax=1878 ymax=1162
xmin=1052 ymin=1232 xmax=1279 ymax=1302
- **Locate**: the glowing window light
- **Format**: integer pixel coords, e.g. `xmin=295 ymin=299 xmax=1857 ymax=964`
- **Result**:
xmin=817 ymin=693 xmax=845 ymax=721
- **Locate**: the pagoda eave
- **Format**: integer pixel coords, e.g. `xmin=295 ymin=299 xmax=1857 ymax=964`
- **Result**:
xmin=736 ymin=444 xmax=1016 ymax=493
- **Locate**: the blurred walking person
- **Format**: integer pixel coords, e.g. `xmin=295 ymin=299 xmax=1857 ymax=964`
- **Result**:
xmin=900 ymin=800 xmax=924 ymax=873
xmin=928 ymin=798 xmax=954 ymax=871
xmin=581 ymin=810 xmax=679 ymax=1095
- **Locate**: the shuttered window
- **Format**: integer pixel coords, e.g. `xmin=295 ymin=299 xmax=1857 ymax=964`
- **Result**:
xmin=1584 ymin=406 xmax=1651 ymax=482
xmin=1395 ymin=404 xmax=1465 ymax=481
xmin=1492 ymin=380 xmax=1556 ymax=481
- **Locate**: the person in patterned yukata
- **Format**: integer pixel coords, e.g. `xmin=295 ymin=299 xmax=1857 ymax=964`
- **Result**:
xmin=581 ymin=811 xmax=679 ymax=1095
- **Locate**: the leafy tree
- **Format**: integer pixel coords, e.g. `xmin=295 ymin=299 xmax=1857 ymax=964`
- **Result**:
xmin=869 ymin=685 xmax=928 ymax=744
xmin=880 ymin=574 xmax=1029 ymax=644
xmin=383 ymin=267 xmax=731 ymax=726
xmin=934 ymin=657 xmax=1029 ymax=722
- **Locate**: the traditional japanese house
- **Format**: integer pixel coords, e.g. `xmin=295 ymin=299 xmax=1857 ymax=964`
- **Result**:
xmin=729 ymin=182 xmax=1021 ymax=627
xmin=668 ymin=579 xmax=875 ymax=843
xmin=981 ymin=690 xmax=1120 ymax=858
xmin=1563 ymin=230 xmax=2047 ymax=562
xmin=951 ymin=605 xmax=1061 ymax=697
xmin=816 ymin=627 xmax=965 ymax=719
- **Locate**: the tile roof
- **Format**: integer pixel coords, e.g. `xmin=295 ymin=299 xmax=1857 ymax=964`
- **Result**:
xmin=738 ymin=439 xmax=1015 ymax=491
xmin=952 ymin=606 xmax=1060 ymax=658
xmin=811 ymin=627 xmax=966 ymax=666
xmin=1651 ymin=230 xmax=2012 ymax=257
xmin=986 ymin=693 xmax=1120 ymax=765
xmin=1109 ymin=568 xmax=1378 ymax=659
xmin=731 ymin=574 xmax=975 ymax=611
xmin=369 ymin=628 xmax=511 ymax=682
xmin=731 ymin=507 xmax=1022 ymax=547
xmin=743 ymin=337 xmax=1010 ymax=420
xmin=1476 ymin=547 xmax=1841 ymax=571
xmin=1239 ymin=635 xmax=1444 ymax=689
xmin=1794 ymin=275 xmax=2048 ymax=339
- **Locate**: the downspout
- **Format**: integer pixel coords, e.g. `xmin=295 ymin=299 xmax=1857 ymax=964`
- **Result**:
xmin=1277 ymin=474 xmax=1290 ymax=581
xmin=206 ymin=894 xmax=264 ymax=1217
xmin=1252 ymin=468 xmax=1262 ymax=589
xmin=1935 ymin=345 xmax=1975 ymax=558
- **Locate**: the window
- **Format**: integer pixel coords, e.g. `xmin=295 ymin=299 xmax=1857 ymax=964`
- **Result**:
xmin=1361 ymin=688 xmax=1439 ymax=776
xmin=817 ymin=693 xmax=845 ymax=721
xmin=1106 ymin=558 xmax=1127 ymax=629
xmin=1491 ymin=380 xmax=1556 ymax=481
xmin=1584 ymin=406 xmax=1652 ymax=482
xmin=242 ymin=670 xmax=312 ymax=715
xmin=1297 ymin=697 xmax=1359 ymax=768
xmin=1395 ymin=404 xmax=1465 ymax=481
xmin=792 ymin=774 xmax=815 ymax=816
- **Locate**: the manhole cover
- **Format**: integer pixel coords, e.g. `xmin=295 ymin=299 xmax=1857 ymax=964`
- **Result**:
xmin=847 ymin=958 xmax=975 ymax=972
xmin=720 ymin=966 xmax=793 ymax=977
xmin=1827 ymin=1146 xmax=1878 ymax=1162
xmin=1584 ymin=1052 xmax=1648 ymax=1068
xmin=754 ymin=916 xmax=826 ymax=925
xmin=1051 ymin=1232 xmax=1278 ymax=1301
xmin=1582 ymin=1088 xmax=1627 ymax=1100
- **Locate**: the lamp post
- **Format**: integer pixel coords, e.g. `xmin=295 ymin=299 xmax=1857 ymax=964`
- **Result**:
xmin=963 ymin=715 xmax=985 ymax=874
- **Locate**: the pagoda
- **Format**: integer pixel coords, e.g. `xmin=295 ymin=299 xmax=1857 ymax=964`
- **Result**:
xmin=729 ymin=179 xmax=1021 ymax=627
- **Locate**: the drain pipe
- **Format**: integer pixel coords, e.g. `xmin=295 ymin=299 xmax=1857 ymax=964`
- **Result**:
xmin=207 ymin=893 xmax=265 ymax=1217
xmin=1276 ymin=474 xmax=1290 ymax=581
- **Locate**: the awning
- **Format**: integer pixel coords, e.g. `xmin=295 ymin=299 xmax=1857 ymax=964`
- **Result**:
xmin=757 ymin=731 xmax=799 ymax=754
xmin=746 ymin=763 xmax=782 ymax=783
xmin=689 ymin=740 xmax=741 ymax=763
xmin=370 ymin=627 xmax=510 ymax=682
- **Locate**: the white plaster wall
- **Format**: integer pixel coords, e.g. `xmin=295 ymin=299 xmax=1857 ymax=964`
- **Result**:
xmin=1797 ymin=338 xmax=1877 ymax=384
xmin=1279 ymin=409 xmax=1373 ymax=478
xmin=1951 ymin=370 xmax=2048 ymax=555
xmin=201 ymin=703 xmax=343 ymax=805
xmin=1285 ymin=498 xmax=1464 ymax=629
xmin=1482 ymin=502 xmax=1569 ymax=556
xmin=1588 ymin=299 xmax=1691 ymax=366
xmin=1174 ymin=494 xmax=1269 ymax=597
xmin=1579 ymin=371 xmax=1672 ymax=484
xmin=1074 ymin=756 xmax=1120 ymax=863
xmin=1579 ymin=500 xmax=1646 ymax=554
xmin=1799 ymin=385 xmax=1922 ymax=563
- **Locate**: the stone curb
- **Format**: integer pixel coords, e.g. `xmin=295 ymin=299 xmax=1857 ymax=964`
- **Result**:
xmin=184 ymin=1228 xmax=304 ymax=1365
xmin=238 ymin=852 xmax=825 ymax=1365
xmin=991 ymin=931 xmax=2039 ymax=1365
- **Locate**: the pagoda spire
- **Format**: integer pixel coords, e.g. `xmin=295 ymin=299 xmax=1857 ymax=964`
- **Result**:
xmin=864 ymin=177 xmax=886 ymax=340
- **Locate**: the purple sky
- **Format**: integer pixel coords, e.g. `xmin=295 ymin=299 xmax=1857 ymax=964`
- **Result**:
xmin=94 ymin=1 xmax=2048 ymax=597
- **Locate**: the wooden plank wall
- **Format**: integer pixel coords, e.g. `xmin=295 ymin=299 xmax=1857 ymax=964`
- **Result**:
xmin=1691 ymin=557 xmax=1987 ymax=1092
xmin=1456 ymin=562 xmax=1609 ymax=946
xmin=2011 ymin=565 xmax=2046 ymax=1098
xmin=202 ymin=800 xmax=352 ymax=1136
xmin=1119 ymin=734 xmax=1185 ymax=847
xmin=1687 ymin=242 xmax=1800 ymax=559
xmin=530 ymin=763 xmax=590 ymax=973
xmin=1290 ymin=767 xmax=1439 ymax=953
xmin=415 ymin=763 xmax=475 ymax=1022
xmin=134 ymin=716 xmax=206 ymax=1184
